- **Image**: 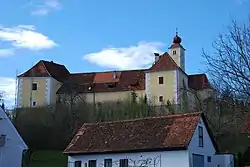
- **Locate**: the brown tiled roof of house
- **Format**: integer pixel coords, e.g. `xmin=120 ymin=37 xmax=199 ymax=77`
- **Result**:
xmin=64 ymin=112 xmax=212 ymax=155
xmin=149 ymin=52 xmax=179 ymax=72
xmin=188 ymin=74 xmax=212 ymax=90
xmin=18 ymin=60 xmax=70 ymax=82
xmin=57 ymin=70 xmax=145 ymax=94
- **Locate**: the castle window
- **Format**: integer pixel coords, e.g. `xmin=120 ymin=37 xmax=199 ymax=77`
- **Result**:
xmin=158 ymin=77 xmax=164 ymax=84
xmin=173 ymin=50 xmax=177 ymax=55
xmin=32 ymin=101 xmax=37 ymax=107
xmin=159 ymin=96 xmax=163 ymax=102
xmin=32 ymin=83 xmax=37 ymax=90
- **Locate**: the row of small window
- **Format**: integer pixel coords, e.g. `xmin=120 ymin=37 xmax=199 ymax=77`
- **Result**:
xmin=75 ymin=159 xmax=128 ymax=167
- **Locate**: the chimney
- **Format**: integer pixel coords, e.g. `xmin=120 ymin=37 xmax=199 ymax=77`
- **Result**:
xmin=154 ymin=53 xmax=160 ymax=63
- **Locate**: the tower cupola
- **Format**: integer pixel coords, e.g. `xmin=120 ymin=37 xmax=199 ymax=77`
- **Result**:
xmin=168 ymin=30 xmax=186 ymax=71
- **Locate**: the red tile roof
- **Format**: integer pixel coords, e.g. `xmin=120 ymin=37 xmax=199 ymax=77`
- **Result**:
xmin=188 ymin=74 xmax=212 ymax=90
xmin=19 ymin=55 xmax=212 ymax=93
xmin=64 ymin=112 xmax=214 ymax=155
xmin=57 ymin=70 xmax=145 ymax=93
xmin=149 ymin=52 xmax=179 ymax=72
xmin=18 ymin=60 xmax=70 ymax=82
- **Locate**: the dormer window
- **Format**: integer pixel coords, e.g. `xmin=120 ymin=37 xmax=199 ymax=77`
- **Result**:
xmin=32 ymin=83 xmax=37 ymax=90
xmin=173 ymin=50 xmax=177 ymax=55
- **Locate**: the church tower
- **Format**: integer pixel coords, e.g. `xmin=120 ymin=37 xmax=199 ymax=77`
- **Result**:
xmin=169 ymin=32 xmax=186 ymax=71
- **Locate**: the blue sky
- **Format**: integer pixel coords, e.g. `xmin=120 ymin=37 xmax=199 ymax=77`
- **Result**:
xmin=0 ymin=0 xmax=249 ymax=107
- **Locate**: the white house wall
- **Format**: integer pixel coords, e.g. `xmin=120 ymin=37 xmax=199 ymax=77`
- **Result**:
xmin=188 ymin=117 xmax=233 ymax=167
xmin=0 ymin=108 xmax=28 ymax=167
xmin=188 ymin=118 xmax=216 ymax=167
xmin=68 ymin=150 xmax=189 ymax=167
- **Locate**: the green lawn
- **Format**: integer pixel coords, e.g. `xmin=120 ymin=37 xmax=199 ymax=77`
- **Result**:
xmin=27 ymin=150 xmax=67 ymax=167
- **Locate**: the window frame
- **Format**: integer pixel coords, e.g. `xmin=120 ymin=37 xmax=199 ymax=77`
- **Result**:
xmin=75 ymin=161 xmax=82 ymax=167
xmin=159 ymin=96 xmax=163 ymax=102
xmin=207 ymin=156 xmax=211 ymax=162
xmin=158 ymin=76 xmax=164 ymax=85
xmin=198 ymin=126 xmax=204 ymax=147
xmin=173 ymin=50 xmax=177 ymax=55
xmin=32 ymin=101 xmax=37 ymax=107
xmin=32 ymin=82 xmax=38 ymax=91
xmin=88 ymin=160 xmax=97 ymax=167
xmin=119 ymin=159 xmax=128 ymax=167
xmin=104 ymin=159 xmax=112 ymax=167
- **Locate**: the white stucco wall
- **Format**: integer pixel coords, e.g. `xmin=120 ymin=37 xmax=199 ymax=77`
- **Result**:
xmin=0 ymin=108 xmax=28 ymax=167
xmin=68 ymin=150 xmax=189 ymax=167
xmin=188 ymin=117 xmax=233 ymax=167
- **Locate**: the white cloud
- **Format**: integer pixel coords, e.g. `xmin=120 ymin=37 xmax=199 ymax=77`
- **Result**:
xmin=235 ymin=0 xmax=249 ymax=4
xmin=83 ymin=42 xmax=164 ymax=70
xmin=0 ymin=25 xmax=57 ymax=51
xmin=31 ymin=0 xmax=61 ymax=16
xmin=31 ymin=9 xmax=49 ymax=15
xmin=0 ymin=48 xmax=15 ymax=57
xmin=0 ymin=77 xmax=16 ymax=108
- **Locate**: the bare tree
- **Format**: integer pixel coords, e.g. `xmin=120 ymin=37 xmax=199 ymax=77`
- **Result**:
xmin=0 ymin=91 xmax=3 ymax=102
xmin=202 ymin=18 xmax=250 ymax=110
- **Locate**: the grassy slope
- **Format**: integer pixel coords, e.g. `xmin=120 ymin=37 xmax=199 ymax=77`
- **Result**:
xmin=29 ymin=150 xmax=67 ymax=167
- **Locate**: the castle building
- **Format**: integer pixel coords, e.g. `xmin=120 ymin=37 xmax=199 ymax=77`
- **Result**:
xmin=16 ymin=34 xmax=213 ymax=109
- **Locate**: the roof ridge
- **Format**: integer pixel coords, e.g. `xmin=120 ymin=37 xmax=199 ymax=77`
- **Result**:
xmin=188 ymin=73 xmax=206 ymax=76
xmin=70 ymin=69 xmax=147 ymax=75
xmin=41 ymin=60 xmax=65 ymax=66
xmin=40 ymin=61 xmax=53 ymax=77
xmin=82 ymin=112 xmax=202 ymax=126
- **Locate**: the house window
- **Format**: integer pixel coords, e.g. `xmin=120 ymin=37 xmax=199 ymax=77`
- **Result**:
xmin=158 ymin=77 xmax=164 ymax=84
xmin=173 ymin=50 xmax=177 ymax=55
xmin=89 ymin=160 xmax=97 ymax=167
xmin=32 ymin=101 xmax=37 ymax=107
xmin=32 ymin=83 xmax=37 ymax=90
xmin=120 ymin=159 xmax=128 ymax=167
xmin=104 ymin=159 xmax=112 ymax=167
xmin=198 ymin=126 xmax=204 ymax=147
xmin=207 ymin=156 xmax=211 ymax=162
xmin=75 ymin=161 xmax=82 ymax=167
xmin=159 ymin=96 xmax=163 ymax=102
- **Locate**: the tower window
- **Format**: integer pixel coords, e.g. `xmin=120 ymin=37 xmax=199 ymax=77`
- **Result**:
xmin=158 ymin=77 xmax=164 ymax=84
xmin=159 ymin=96 xmax=163 ymax=102
xmin=173 ymin=50 xmax=177 ymax=55
xmin=32 ymin=83 xmax=37 ymax=90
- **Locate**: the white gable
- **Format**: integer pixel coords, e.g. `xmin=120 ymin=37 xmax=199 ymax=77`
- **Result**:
xmin=187 ymin=116 xmax=232 ymax=167
xmin=0 ymin=108 xmax=28 ymax=150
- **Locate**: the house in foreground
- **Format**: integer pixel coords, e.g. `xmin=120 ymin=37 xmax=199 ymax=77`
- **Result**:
xmin=0 ymin=107 xmax=28 ymax=167
xmin=64 ymin=112 xmax=233 ymax=167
